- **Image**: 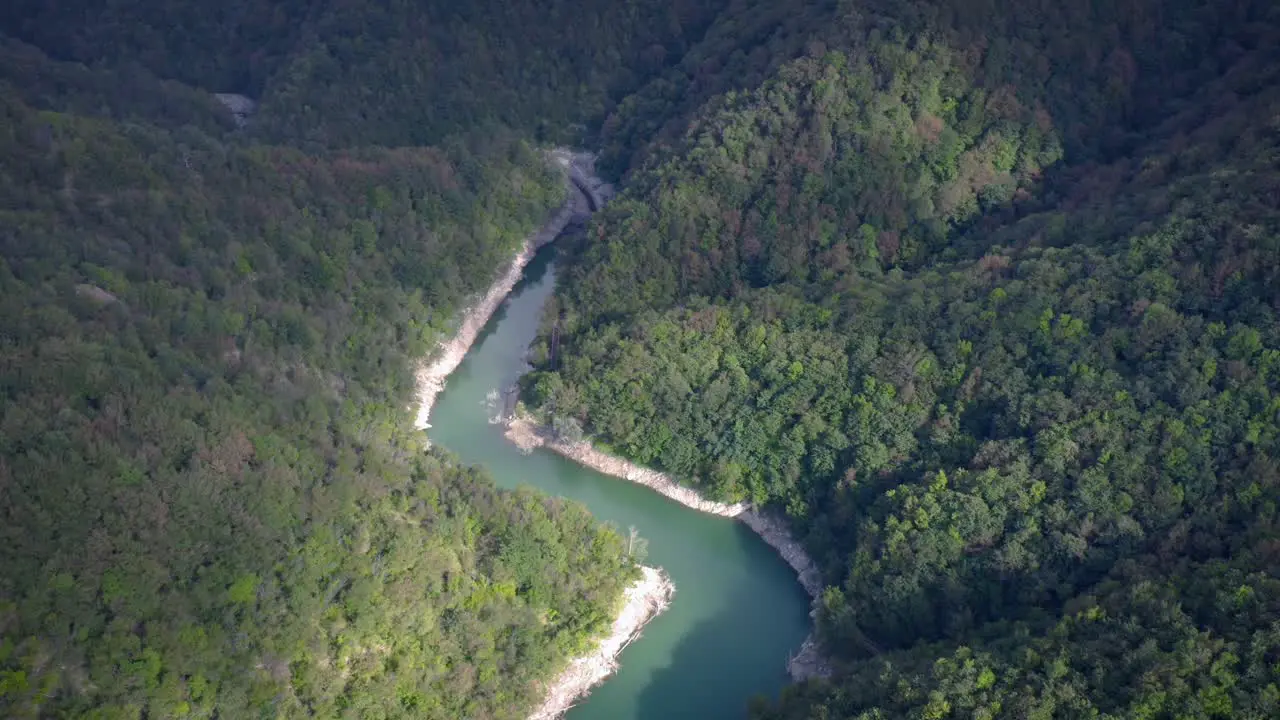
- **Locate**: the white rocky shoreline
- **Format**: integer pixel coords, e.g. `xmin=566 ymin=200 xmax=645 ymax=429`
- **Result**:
xmin=527 ymin=566 xmax=675 ymax=720
xmin=504 ymin=417 xmax=832 ymax=681
xmin=413 ymin=149 xmax=600 ymax=432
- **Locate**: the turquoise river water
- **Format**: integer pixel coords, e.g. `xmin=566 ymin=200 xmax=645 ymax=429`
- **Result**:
xmin=427 ymin=243 xmax=812 ymax=719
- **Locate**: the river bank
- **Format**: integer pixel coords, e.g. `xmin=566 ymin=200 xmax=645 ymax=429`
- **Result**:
xmin=504 ymin=417 xmax=833 ymax=680
xmin=529 ymin=567 xmax=675 ymax=720
xmin=414 ymin=151 xmax=689 ymax=718
xmin=414 ymin=150 xmax=594 ymax=431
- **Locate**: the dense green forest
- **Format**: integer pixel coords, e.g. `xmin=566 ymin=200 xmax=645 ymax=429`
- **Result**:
xmin=5 ymin=0 xmax=1280 ymax=716
xmin=0 ymin=38 xmax=643 ymax=718
xmin=516 ymin=0 xmax=1280 ymax=716
xmin=0 ymin=0 xmax=730 ymax=148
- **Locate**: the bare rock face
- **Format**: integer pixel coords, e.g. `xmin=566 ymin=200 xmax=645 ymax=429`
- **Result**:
xmin=549 ymin=148 xmax=610 ymax=212
xmin=74 ymin=284 xmax=119 ymax=305
xmin=215 ymin=93 xmax=257 ymax=128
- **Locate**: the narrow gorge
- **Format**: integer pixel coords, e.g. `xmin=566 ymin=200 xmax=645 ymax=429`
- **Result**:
xmin=416 ymin=152 xmax=816 ymax=718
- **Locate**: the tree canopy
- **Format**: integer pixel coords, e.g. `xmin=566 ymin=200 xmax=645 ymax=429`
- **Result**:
xmin=0 ymin=38 xmax=638 ymax=718
xmin=522 ymin=0 xmax=1280 ymax=716
xmin=4 ymin=0 xmax=1280 ymax=715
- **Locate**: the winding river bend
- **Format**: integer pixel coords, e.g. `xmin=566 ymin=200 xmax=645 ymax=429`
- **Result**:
xmin=427 ymin=241 xmax=812 ymax=718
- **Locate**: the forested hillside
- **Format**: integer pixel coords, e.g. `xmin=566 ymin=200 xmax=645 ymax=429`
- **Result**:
xmin=0 ymin=39 xmax=640 ymax=718
xmin=5 ymin=0 xmax=1280 ymax=716
xmin=0 ymin=0 xmax=730 ymax=148
xmin=521 ymin=0 xmax=1280 ymax=716
xmin=252 ymin=0 xmax=729 ymax=147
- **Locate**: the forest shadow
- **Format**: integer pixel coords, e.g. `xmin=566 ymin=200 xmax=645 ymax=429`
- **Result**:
xmin=629 ymin=564 xmax=803 ymax=720
xmin=630 ymin=611 xmax=789 ymax=719
xmin=467 ymin=238 xmax=561 ymax=353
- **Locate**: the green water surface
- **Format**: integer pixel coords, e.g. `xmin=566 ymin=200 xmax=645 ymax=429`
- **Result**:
xmin=427 ymin=244 xmax=812 ymax=719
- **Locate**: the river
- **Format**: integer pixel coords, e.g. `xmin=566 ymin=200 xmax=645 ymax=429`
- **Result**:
xmin=426 ymin=242 xmax=813 ymax=719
